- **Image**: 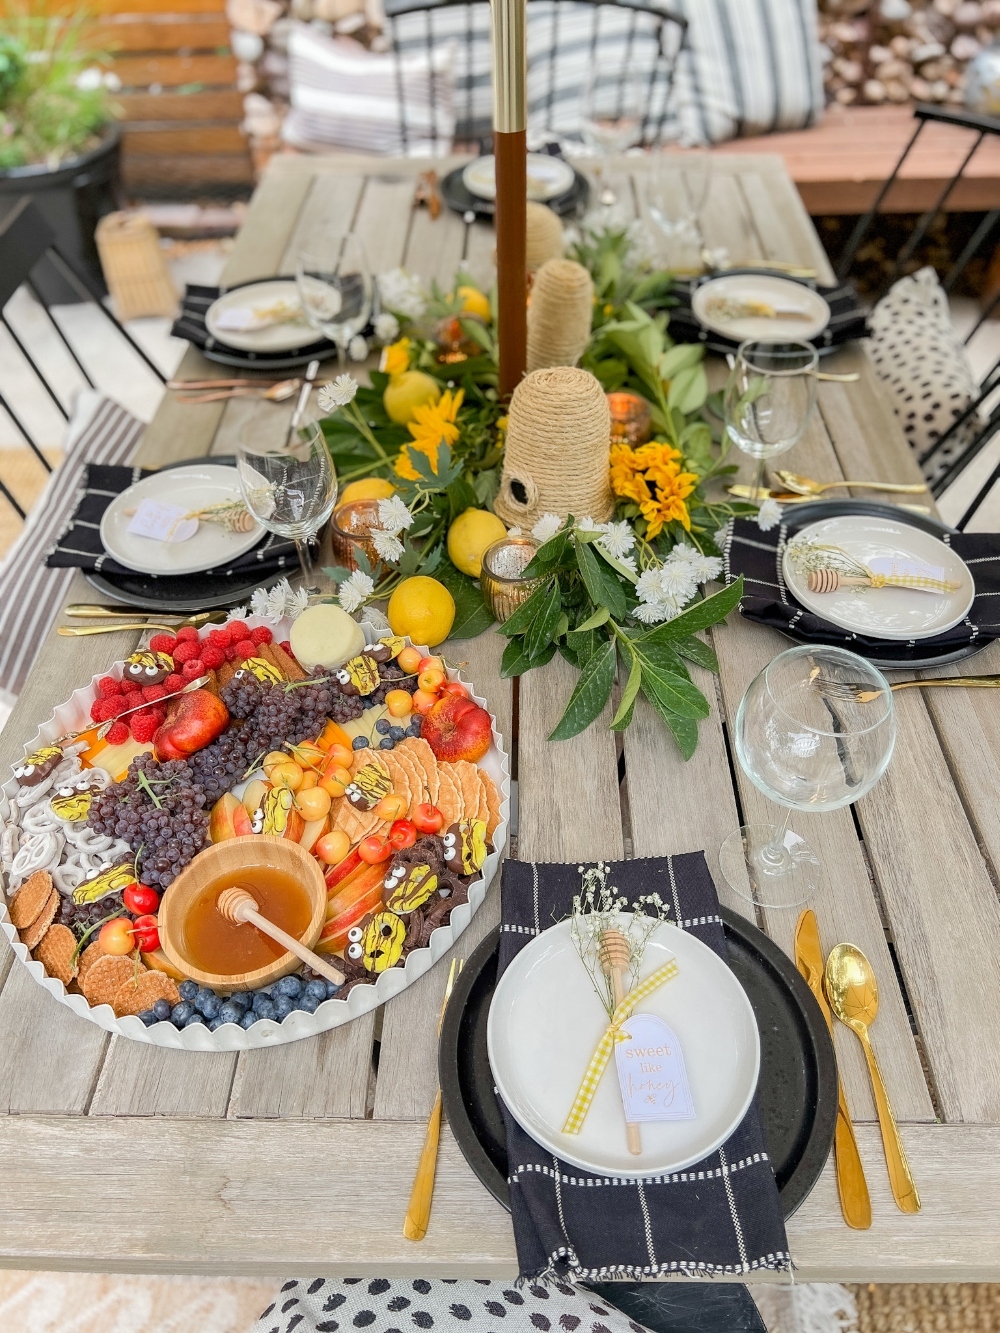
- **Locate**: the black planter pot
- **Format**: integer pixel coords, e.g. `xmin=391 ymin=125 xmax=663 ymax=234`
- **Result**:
xmin=0 ymin=122 xmax=122 ymax=304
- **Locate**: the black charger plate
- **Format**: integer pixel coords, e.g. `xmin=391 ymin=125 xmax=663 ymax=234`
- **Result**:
xmin=440 ymin=163 xmax=590 ymax=220
xmin=439 ymin=908 xmax=837 ymax=1221
xmin=777 ymin=500 xmax=994 ymax=670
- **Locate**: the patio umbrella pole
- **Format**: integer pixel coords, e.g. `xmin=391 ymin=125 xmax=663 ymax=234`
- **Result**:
xmin=491 ymin=0 xmax=527 ymax=398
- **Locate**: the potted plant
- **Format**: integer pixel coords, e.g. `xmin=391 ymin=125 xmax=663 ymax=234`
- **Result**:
xmin=0 ymin=8 xmax=122 ymax=301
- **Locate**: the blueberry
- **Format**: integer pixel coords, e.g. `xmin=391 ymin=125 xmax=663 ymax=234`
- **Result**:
xmin=324 ymin=979 xmax=342 ymax=999
xmin=182 ymin=1011 xmax=205 ymax=1027
xmin=273 ymin=995 xmax=295 ymax=1021
xmin=298 ymin=992 xmax=321 ymax=1014
xmin=152 ymin=998 xmax=172 ymax=1021
xmin=138 ymin=1009 xmax=157 ymax=1027
xmin=171 ymin=1001 xmax=195 ymax=1025
xmin=352 ymin=735 xmax=370 ymax=750
xmin=197 ymin=993 xmax=222 ymax=1020
xmin=207 ymin=1016 xmax=225 ymax=1031
xmin=275 ymin=974 xmax=303 ymax=998
xmin=252 ymin=988 xmax=274 ymax=1011
xmin=218 ymin=1001 xmax=243 ymax=1025
xmin=303 ymin=978 xmax=327 ymax=1002
xmin=254 ymin=997 xmax=277 ymax=1021
xmin=240 ymin=1009 xmax=258 ymax=1030
xmin=408 ymin=719 xmax=422 ymax=737
xmin=229 ymin=991 xmax=252 ymax=1010
xmin=178 ymin=980 xmax=198 ymax=1001
xmin=375 ymin=718 xmax=391 ymax=735
xmin=390 ymin=726 xmax=406 ymax=741
xmin=379 ymin=737 xmax=395 ymax=750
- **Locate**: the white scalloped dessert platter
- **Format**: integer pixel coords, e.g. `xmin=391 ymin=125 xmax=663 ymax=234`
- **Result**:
xmin=0 ymin=615 xmax=509 ymax=1050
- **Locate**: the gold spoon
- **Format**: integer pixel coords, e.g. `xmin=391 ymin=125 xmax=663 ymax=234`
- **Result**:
xmin=65 ymin=606 xmax=224 ymax=624
xmin=774 ymin=471 xmax=928 ymax=497
xmin=724 ymin=485 xmax=931 ymax=516
xmin=59 ymin=622 xmax=202 ymax=636
xmin=176 ymin=378 xmax=301 ymax=404
xmin=825 ymin=944 xmax=920 ymax=1213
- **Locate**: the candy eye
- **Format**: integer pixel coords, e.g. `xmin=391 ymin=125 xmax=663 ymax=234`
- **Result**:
xmin=347 ymin=942 xmax=363 ymax=959
xmin=85 ymin=867 xmax=98 ymax=880
xmin=234 ymin=670 xmax=245 ymax=679
xmin=337 ymin=670 xmax=350 ymax=684
xmin=22 ymin=765 xmax=33 ymax=776
xmin=145 ymin=665 xmax=158 ymax=677
xmin=57 ymin=786 xmax=72 ymax=797
xmin=443 ymin=834 xmax=456 ymax=849
xmin=347 ymin=925 xmax=364 ymax=943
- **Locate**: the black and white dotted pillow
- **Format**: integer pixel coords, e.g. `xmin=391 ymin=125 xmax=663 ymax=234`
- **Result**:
xmin=868 ymin=267 xmax=982 ymax=485
xmin=252 ymin=1278 xmax=651 ymax=1333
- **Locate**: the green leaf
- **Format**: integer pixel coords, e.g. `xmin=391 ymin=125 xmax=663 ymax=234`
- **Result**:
xmin=593 ymin=541 xmax=638 ymax=585
xmin=635 ymin=576 xmax=743 ymax=642
xmin=525 ymin=580 xmax=562 ymax=659
xmin=322 ymin=565 xmax=353 ymax=586
xmin=436 ymin=559 xmax=495 ymax=641
xmin=523 ymin=529 xmax=570 ymax=578
xmin=630 ymin=636 xmax=689 ymax=678
xmin=575 ymin=604 xmax=610 ymax=632
xmin=501 ymin=637 xmax=531 ymax=677
xmin=565 ymin=626 xmax=598 ymax=669
xmin=658 ymin=343 xmax=704 ymax=379
xmin=667 ymin=364 xmax=708 ymax=415
xmin=549 ymin=639 xmax=616 ymax=741
xmin=554 ymin=611 xmax=569 ymax=640
xmin=641 ymin=680 xmax=700 ymax=760
xmin=576 ymin=538 xmax=627 ymax=620
xmin=673 ymin=633 xmax=719 ymax=672
xmin=611 ymin=644 xmax=642 ymax=729
xmin=610 ymin=697 xmax=636 ymax=732
xmin=498 ymin=578 xmax=551 ymax=637
xmin=641 ymin=661 xmax=710 ymax=719
xmin=446 ymin=480 xmax=478 ymax=522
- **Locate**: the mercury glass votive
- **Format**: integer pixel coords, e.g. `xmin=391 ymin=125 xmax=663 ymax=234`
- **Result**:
xmin=480 ymin=536 xmax=545 ymax=624
xmin=329 ymin=499 xmax=382 ymax=572
xmin=607 ymin=391 xmax=652 ymax=446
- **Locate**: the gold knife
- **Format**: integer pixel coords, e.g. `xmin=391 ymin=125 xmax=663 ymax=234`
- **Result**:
xmin=794 ymin=908 xmax=872 ymax=1229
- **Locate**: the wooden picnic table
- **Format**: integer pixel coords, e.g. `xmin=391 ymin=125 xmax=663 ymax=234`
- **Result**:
xmin=1 ymin=151 xmax=999 ymax=1284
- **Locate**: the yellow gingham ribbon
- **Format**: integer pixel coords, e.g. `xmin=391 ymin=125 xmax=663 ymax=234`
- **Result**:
xmin=867 ymin=573 xmax=959 ymax=593
xmin=562 ymin=958 xmax=679 ymax=1135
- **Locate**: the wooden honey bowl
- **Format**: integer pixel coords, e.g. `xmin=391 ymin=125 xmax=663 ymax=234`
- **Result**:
xmin=158 ymin=835 xmax=328 ymax=991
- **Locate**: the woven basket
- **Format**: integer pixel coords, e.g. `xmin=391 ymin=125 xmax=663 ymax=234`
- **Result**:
xmin=95 ymin=212 xmax=178 ymax=322
xmin=494 ymin=367 xmax=613 ymax=529
xmin=526 ymin=258 xmax=593 ymax=374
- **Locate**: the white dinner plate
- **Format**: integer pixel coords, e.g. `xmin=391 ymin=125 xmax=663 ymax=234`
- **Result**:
xmin=100 ymin=465 xmax=264 ymax=576
xmin=206 ymin=279 xmax=323 ymax=353
xmin=783 ymin=514 xmax=975 ymax=641
xmin=692 ymin=274 xmax=830 ymax=343
xmin=462 ymin=154 xmax=576 ymax=202
xmin=487 ymin=915 xmax=760 ymax=1177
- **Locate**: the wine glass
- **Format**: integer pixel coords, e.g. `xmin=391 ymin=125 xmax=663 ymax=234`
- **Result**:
xmin=295 ymin=234 xmax=372 ymax=366
xmin=719 ymin=645 xmax=896 ymax=910
xmin=579 ymin=67 xmax=645 ymax=209
xmin=724 ymin=339 xmax=818 ymax=502
xmin=646 ymin=151 xmax=713 ymax=269
xmin=237 ymin=410 xmax=338 ymax=591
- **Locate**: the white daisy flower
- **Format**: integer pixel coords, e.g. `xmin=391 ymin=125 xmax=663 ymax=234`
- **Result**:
xmin=316 ymin=375 xmax=358 ymax=412
xmin=531 ymin=512 xmax=563 ymax=542
xmin=689 ymin=553 xmax=724 ymax=583
xmin=338 ymin=570 xmax=374 ymax=614
xmin=714 ymin=522 xmax=731 ymax=549
xmin=250 ymin=587 xmax=271 ymax=619
xmin=225 ymin=605 xmax=249 ymax=623
xmin=372 ymin=529 xmax=404 ymax=562
xmin=666 ymin=543 xmax=698 ymax=566
xmin=635 ymin=567 xmax=664 ymax=604
xmin=377 ymin=494 xmax=413 ymax=534
xmin=266 ymin=579 xmax=295 ymax=621
xmin=348 ymin=335 xmax=369 ymax=362
xmin=616 ymin=553 xmax=638 ymax=576
xmin=757 ymin=498 xmax=782 ymax=532
xmin=506 ymin=526 xmax=523 ymax=537
xmin=634 ymin=596 xmax=679 ymax=624
xmin=287 ymin=587 xmax=309 ymax=617
xmin=376 ymin=268 xmax=428 ymax=320
xmin=577 ymin=515 xmax=598 ymax=533
xmin=374 ymin=312 xmax=400 ymax=342
xmin=595 ymin=520 xmax=635 ymax=561
xmin=658 ymin=563 xmax=699 ymax=605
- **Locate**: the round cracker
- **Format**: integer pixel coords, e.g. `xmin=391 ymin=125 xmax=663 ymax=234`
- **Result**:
xmin=399 ymin=738 xmax=440 ymax=805
xmin=34 ymin=923 xmax=78 ymax=987
xmin=452 ymin=761 xmax=483 ymax=824
xmin=113 ymin=969 xmax=180 ymax=1018
xmin=81 ymin=954 xmax=137 ymax=1009
xmin=380 ymin=751 xmax=412 ymax=812
xmin=20 ymin=887 xmax=59 ymax=950
xmin=8 ymin=869 xmax=54 ymax=929
xmin=435 ymin=767 xmax=462 ymax=827
xmin=389 ymin=746 xmax=423 ymax=811
xmin=77 ymin=940 xmax=104 ymax=983
xmin=481 ymin=770 xmax=502 ymax=841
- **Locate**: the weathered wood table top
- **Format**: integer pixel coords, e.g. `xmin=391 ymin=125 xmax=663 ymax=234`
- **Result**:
xmin=1 ymin=152 xmax=999 ymax=1283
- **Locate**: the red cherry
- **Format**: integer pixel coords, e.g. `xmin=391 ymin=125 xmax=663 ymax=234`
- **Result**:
xmin=123 ymin=883 xmax=160 ymax=915
xmin=388 ymin=818 xmax=417 ymax=850
xmin=358 ymin=835 xmax=392 ymax=864
xmin=413 ymin=803 xmax=444 ymax=834
xmin=439 ymin=680 xmax=469 ymax=699
xmin=131 ymin=914 xmax=160 ymax=953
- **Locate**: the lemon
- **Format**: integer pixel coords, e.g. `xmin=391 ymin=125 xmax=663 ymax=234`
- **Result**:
xmin=447 ymin=508 xmax=507 ymax=578
xmin=339 ymin=478 xmax=396 ymax=506
xmin=388 ymin=576 xmax=456 ymax=647
xmin=455 ymin=284 xmax=492 ymax=321
xmin=383 ymin=370 xmax=441 ymax=425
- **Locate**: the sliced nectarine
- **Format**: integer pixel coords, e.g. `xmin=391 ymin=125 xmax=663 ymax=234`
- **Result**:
xmin=317 ymin=719 xmax=353 ymax=753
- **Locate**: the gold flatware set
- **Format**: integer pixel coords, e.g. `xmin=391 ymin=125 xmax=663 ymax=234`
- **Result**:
xmin=795 ymin=909 xmax=920 ymax=1227
xmin=58 ymin=605 xmax=227 ymax=637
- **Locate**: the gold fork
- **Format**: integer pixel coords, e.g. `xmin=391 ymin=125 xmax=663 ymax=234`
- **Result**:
xmin=815 ymin=673 xmax=1000 ymax=704
xmin=403 ymin=957 xmax=463 ymax=1241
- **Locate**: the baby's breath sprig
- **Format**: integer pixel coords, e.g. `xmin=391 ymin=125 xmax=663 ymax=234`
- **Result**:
xmin=786 ymin=539 xmax=874 ymax=583
xmin=569 ymin=864 xmax=674 ymax=1018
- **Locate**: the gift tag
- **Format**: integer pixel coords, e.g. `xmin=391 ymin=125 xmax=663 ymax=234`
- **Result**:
xmin=615 ymin=1012 xmax=696 ymax=1122
xmin=868 ymin=555 xmax=946 ymax=583
xmin=126 ymin=498 xmax=199 ymax=543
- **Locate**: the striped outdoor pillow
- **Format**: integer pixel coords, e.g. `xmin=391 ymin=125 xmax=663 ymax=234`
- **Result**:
xmin=283 ymin=23 xmax=457 ymax=157
xmin=0 ymin=396 xmax=144 ymax=705
xmin=668 ymin=0 xmax=824 ymax=145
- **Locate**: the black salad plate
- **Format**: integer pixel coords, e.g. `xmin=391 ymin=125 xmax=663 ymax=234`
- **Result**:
xmin=84 ymin=455 xmax=290 ymax=613
xmin=440 ymin=162 xmax=590 ymax=220
xmin=439 ymin=908 xmax=837 ymax=1221
xmin=777 ymin=500 xmax=995 ymax=670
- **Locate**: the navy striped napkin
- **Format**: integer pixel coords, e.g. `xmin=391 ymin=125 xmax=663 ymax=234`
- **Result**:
xmin=498 ymin=854 xmax=790 ymax=1282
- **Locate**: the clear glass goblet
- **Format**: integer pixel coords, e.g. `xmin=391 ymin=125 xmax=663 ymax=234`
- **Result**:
xmin=579 ymin=67 xmax=645 ymax=209
xmin=719 ymin=645 xmax=896 ymax=910
xmin=295 ymin=233 xmax=372 ymax=366
xmin=646 ymin=150 xmax=713 ymax=269
xmin=237 ymin=410 xmax=338 ymax=592
xmin=724 ymin=339 xmax=818 ymax=502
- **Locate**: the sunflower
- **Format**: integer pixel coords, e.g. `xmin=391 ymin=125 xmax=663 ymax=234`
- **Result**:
xmin=379 ymin=336 xmax=412 ymax=377
xmin=609 ymin=441 xmax=698 ymax=536
xmin=394 ymin=388 xmax=465 ymax=480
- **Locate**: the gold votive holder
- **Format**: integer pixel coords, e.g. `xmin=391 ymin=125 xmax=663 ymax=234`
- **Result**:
xmin=481 ymin=536 xmax=544 ymax=624
xmin=330 ymin=499 xmax=382 ymax=572
xmin=607 ymin=391 xmax=652 ymax=446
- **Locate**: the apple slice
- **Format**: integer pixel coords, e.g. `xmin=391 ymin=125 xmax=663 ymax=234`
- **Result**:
xmin=242 ymin=778 xmax=270 ymax=817
xmin=299 ymin=816 xmax=328 ymax=853
xmin=141 ymin=947 xmax=187 ymax=982
xmin=325 ymin=862 xmax=387 ymax=922
xmin=209 ymin=792 xmax=242 ymax=843
xmin=317 ymin=880 xmax=385 ymax=955
xmin=325 ymin=848 xmax=362 ymax=891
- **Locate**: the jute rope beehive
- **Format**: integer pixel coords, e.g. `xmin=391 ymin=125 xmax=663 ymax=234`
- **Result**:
xmin=526 ymin=257 xmax=593 ymax=374
xmin=525 ymin=200 xmax=565 ymax=272
xmin=493 ymin=366 xmax=614 ymax=529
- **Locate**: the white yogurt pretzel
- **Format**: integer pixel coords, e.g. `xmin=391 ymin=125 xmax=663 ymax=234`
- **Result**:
xmin=10 ymin=829 xmax=64 ymax=882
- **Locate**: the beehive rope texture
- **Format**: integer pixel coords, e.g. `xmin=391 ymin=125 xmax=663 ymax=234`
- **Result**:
xmin=526 ymin=257 xmax=594 ymax=374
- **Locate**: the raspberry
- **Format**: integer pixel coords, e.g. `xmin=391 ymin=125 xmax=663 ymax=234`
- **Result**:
xmin=200 ymin=645 xmax=226 ymax=670
xmin=181 ymin=658 xmax=205 ymax=680
xmin=226 ymin=644 xmax=243 ymax=662
xmin=148 ymin=634 xmax=177 ymax=656
xmin=90 ymin=697 xmax=114 ymax=723
xmin=97 ymin=676 xmax=122 ymax=699
xmin=175 ymin=626 xmax=199 ymax=643
xmin=163 ymin=673 xmax=184 ymax=694
xmin=234 ymin=639 xmax=256 ymax=661
xmin=208 ymin=627 xmax=232 ymax=648
xmin=122 ymin=691 xmax=145 ymax=714
xmin=250 ymin=625 xmax=273 ymax=645
xmin=172 ymin=640 xmax=200 ymax=663
xmin=105 ymin=720 xmax=130 ymax=746
xmin=279 ymin=641 xmax=293 ymax=657
xmin=129 ymin=710 xmax=160 ymax=744
xmin=150 ymin=703 xmax=167 ymax=723
xmin=141 ymin=684 xmax=166 ymax=702
xmin=226 ymin=620 xmax=249 ymax=641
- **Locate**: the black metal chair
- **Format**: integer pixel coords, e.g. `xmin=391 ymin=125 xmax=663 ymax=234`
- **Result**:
xmin=0 ymin=195 xmax=165 ymax=520
xmin=385 ymin=0 xmax=687 ymax=155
